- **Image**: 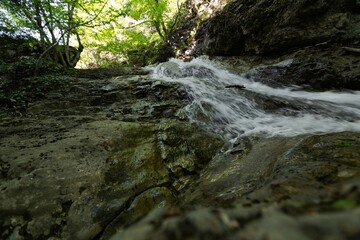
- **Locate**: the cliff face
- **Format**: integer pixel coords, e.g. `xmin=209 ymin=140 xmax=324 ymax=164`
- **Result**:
xmin=192 ymin=0 xmax=360 ymax=55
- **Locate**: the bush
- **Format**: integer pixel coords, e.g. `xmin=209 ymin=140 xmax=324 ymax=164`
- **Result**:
xmin=3 ymin=58 xmax=64 ymax=79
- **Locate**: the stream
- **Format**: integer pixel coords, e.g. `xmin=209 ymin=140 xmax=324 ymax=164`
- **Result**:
xmin=149 ymin=57 xmax=360 ymax=140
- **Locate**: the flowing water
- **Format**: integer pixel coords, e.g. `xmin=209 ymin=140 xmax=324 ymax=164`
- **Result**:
xmin=149 ymin=57 xmax=360 ymax=140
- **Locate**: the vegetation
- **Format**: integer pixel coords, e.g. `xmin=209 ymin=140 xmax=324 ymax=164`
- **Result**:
xmin=0 ymin=73 xmax=72 ymax=111
xmin=0 ymin=0 xmax=186 ymax=111
xmin=0 ymin=0 xmax=84 ymax=67
xmin=335 ymin=140 xmax=353 ymax=147
xmin=333 ymin=199 xmax=357 ymax=209
xmin=77 ymin=0 xmax=185 ymax=67
xmin=0 ymin=0 xmax=185 ymax=68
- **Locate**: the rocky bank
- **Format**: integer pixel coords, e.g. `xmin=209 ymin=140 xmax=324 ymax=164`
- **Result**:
xmin=1 ymin=50 xmax=360 ymax=239
xmin=0 ymin=73 xmax=224 ymax=239
xmin=193 ymin=0 xmax=360 ymax=56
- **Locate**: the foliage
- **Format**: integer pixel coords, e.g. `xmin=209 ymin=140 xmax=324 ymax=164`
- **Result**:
xmin=0 ymin=62 xmax=7 ymax=75
xmin=4 ymin=58 xmax=64 ymax=78
xmin=0 ymin=72 xmax=71 ymax=110
xmin=0 ymin=35 xmax=41 ymax=65
xmin=0 ymin=0 xmax=185 ymax=68
xmin=0 ymin=0 xmax=74 ymax=43
xmin=123 ymin=0 xmax=183 ymax=41
xmin=77 ymin=0 xmax=185 ymax=67
xmin=0 ymin=0 xmax=89 ymax=67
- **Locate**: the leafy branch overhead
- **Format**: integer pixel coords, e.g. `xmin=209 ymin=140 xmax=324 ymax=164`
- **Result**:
xmin=0 ymin=0 xmax=86 ymax=67
xmin=0 ymin=0 xmax=185 ymax=68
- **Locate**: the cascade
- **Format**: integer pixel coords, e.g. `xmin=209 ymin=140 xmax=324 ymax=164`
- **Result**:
xmin=149 ymin=57 xmax=360 ymax=140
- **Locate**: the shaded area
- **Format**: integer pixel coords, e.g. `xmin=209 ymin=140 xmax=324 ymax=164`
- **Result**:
xmin=193 ymin=0 xmax=360 ymax=56
xmin=111 ymin=132 xmax=360 ymax=240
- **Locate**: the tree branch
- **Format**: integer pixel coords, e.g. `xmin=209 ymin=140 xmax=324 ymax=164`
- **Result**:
xmin=34 ymin=0 xmax=106 ymax=73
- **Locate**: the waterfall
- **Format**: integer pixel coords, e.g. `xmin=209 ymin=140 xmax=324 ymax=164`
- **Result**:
xmin=149 ymin=56 xmax=360 ymax=140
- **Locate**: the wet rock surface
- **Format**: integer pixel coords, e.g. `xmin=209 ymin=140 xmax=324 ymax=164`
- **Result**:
xmin=1 ymin=56 xmax=360 ymax=239
xmin=242 ymin=47 xmax=360 ymax=91
xmin=109 ymin=132 xmax=360 ymax=240
xmin=109 ymin=206 xmax=360 ymax=240
xmin=185 ymin=133 xmax=360 ymax=207
xmin=215 ymin=46 xmax=360 ymax=91
xmin=0 ymin=73 xmax=223 ymax=239
xmin=2 ymin=0 xmax=360 ymax=238
xmin=1 ymin=55 xmax=360 ymax=240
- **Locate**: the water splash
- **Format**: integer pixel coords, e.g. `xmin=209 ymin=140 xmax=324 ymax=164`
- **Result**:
xmin=149 ymin=56 xmax=360 ymax=139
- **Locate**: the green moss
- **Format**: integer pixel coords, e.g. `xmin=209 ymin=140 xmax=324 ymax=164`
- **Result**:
xmin=335 ymin=140 xmax=353 ymax=147
xmin=333 ymin=199 xmax=357 ymax=209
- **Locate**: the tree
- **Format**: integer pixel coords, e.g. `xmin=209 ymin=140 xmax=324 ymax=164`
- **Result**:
xmin=123 ymin=0 xmax=183 ymax=41
xmin=0 ymin=0 xmax=185 ymax=68
xmin=0 ymin=0 xmax=89 ymax=67
xmin=77 ymin=0 xmax=185 ymax=67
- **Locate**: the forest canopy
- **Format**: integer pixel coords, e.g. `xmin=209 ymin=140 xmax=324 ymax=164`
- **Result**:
xmin=0 ymin=0 xmax=185 ymax=68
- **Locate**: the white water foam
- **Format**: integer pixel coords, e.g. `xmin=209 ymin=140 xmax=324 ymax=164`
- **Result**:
xmin=148 ymin=56 xmax=360 ymax=139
